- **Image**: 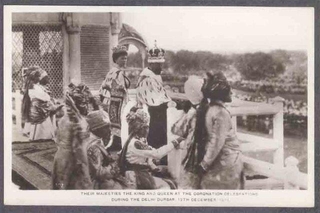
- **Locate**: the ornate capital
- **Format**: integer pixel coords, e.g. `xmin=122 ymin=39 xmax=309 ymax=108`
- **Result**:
xmin=110 ymin=13 xmax=122 ymax=35
xmin=62 ymin=13 xmax=81 ymax=34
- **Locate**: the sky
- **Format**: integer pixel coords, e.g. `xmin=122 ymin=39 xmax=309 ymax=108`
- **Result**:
xmin=122 ymin=7 xmax=313 ymax=54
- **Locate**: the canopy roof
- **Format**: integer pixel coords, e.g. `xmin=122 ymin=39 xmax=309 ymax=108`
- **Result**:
xmin=119 ymin=23 xmax=148 ymax=48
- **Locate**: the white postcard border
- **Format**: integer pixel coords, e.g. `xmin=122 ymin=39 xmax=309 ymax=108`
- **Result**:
xmin=3 ymin=5 xmax=315 ymax=207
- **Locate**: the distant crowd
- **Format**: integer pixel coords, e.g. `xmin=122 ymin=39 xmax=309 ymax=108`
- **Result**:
xmin=234 ymin=93 xmax=307 ymax=135
xmin=231 ymin=80 xmax=307 ymax=95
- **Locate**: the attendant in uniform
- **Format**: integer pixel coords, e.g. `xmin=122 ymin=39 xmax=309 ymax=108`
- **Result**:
xmin=21 ymin=66 xmax=62 ymax=141
xmin=99 ymin=45 xmax=130 ymax=151
xmin=185 ymin=72 xmax=243 ymax=189
xmin=86 ymin=110 xmax=134 ymax=189
xmin=52 ymin=83 xmax=95 ymax=190
xmin=136 ymin=41 xmax=172 ymax=165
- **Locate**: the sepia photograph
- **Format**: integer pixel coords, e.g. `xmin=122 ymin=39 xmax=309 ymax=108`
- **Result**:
xmin=3 ymin=6 xmax=314 ymax=207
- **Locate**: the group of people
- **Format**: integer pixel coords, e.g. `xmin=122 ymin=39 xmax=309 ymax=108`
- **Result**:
xmin=20 ymin=43 xmax=243 ymax=190
xmin=231 ymin=79 xmax=307 ymax=95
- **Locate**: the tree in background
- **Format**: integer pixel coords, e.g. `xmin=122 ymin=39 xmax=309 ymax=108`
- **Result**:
xmin=127 ymin=52 xmax=144 ymax=68
xmin=196 ymin=51 xmax=230 ymax=72
xmin=126 ymin=49 xmax=306 ymax=84
xmin=234 ymin=52 xmax=285 ymax=81
xmin=166 ymin=50 xmax=230 ymax=74
xmin=270 ymin=49 xmax=292 ymax=65
xmin=170 ymin=50 xmax=198 ymax=73
xmin=281 ymin=51 xmax=307 ymax=84
xmin=269 ymin=50 xmax=307 ymax=84
xmin=163 ymin=50 xmax=175 ymax=71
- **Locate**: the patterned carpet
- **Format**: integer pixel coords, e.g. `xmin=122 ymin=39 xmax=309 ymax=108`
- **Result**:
xmin=12 ymin=140 xmax=57 ymax=189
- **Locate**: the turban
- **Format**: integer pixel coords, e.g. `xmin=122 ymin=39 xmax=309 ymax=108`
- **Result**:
xmin=86 ymin=110 xmax=110 ymax=131
xmin=66 ymin=82 xmax=96 ymax=116
xmin=184 ymin=75 xmax=204 ymax=105
xmin=22 ymin=66 xmax=48 ymax=85
xmin=67 ymin=83 xmax=93 ymax=104
xmin=126 ymin=108 xmax=150 ymax=134
xmin=202 ymin=72 xmax=231 ymax=101
xmin=21 ymin=66 xmax=48 ymax=121
xmin=39 ymin=69 xmax=48 ymax=81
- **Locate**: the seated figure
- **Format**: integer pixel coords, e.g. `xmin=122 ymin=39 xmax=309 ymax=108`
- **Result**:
xmin=119 ymin=107 xmax=184 ymax=189
xmin=86 ymin=110 xmax=134 ymax=189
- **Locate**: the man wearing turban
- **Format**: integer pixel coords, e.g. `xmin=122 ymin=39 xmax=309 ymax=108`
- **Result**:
xmin=119 ymin=108 xmax=184 ymax=189
xmin=52 ymin=83 xmax=97 ymax=190
xmin=21 ymin=66 xmax=62 ymax=141
xmin=86 ymin=110 xmax=134 ymax=189
xmin=184 ymin=72 xmax=243 ymax=189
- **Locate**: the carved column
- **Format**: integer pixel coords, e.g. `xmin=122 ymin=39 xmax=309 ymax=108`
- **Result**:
xmin=63 ymin=13 xmax=81 ymax=85
xmin=141 ymin=50 xmax=146 ymax=69
xmin=110 ymin=13 xmax=122 ymax=47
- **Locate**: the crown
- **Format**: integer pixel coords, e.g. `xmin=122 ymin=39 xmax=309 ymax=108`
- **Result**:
xmin=112 ymin=45 xmax=128 ymax=53
xmin=147 ymin=40 xmax=165 ymax=63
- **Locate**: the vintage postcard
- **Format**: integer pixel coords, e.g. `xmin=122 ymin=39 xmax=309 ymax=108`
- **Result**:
xmin=3 ymin=6 xmax=315 ymax=207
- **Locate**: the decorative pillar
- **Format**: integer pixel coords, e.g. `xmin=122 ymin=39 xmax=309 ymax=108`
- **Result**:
xmin=61 ymin=23 xmax=70 ymax=94
xmin=141 ymin=50 xmax=146 ymax=69
xmin=109 ymin=13 xmax=122 ymax=70
xmin=63 ymin=13 xmax=81 ymax=85
xmin=272 ymin=96 xmax=285 ymax=166
xmin=110 ymin=13 xmax=122 ymax=47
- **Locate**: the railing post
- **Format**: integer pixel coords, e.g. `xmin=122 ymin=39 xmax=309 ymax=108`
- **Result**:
xmin=14 ymin=90 xmax=23 ymax=133
xmin=232 ymin=116 xmax=237 ymax=133
xmin=167 ymin=101 xmax=182 ymax=181
xmin=272 ymin=96 xmax=285 ymax=166
xmin=284 ymin=156 xmax=300 ymax=189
